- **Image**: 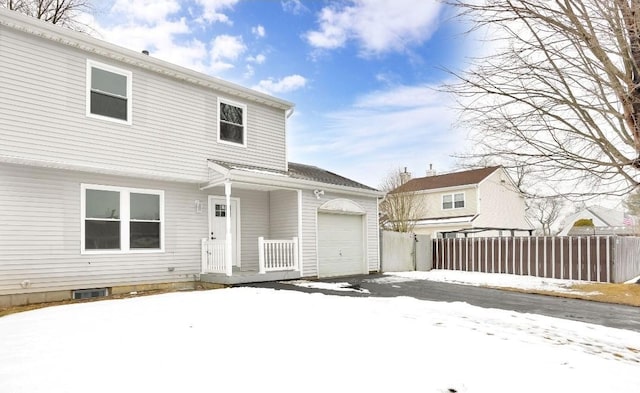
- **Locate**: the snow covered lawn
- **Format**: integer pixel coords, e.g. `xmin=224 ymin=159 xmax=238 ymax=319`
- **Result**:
xmin=1 ymin=287 xmax=639 ymax=393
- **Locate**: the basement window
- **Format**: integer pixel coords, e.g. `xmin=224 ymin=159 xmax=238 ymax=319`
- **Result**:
xmin=73 ymin=288 xmax=109 ymax=300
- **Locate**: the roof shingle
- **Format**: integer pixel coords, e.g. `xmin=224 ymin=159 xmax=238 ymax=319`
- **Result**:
xmin=208 ymin=159 xmax=378 ymax=191
xmin=394 ymin=166 xmax=501 ymax=193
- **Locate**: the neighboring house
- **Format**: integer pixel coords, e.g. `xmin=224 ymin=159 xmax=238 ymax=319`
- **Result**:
xmin=558 ymin=206 xmax=634 ymax=236
xmin=393 ymin=166 xmax=532 ymax=237
xmin=0 ymin=9 xmax=383 ymax=307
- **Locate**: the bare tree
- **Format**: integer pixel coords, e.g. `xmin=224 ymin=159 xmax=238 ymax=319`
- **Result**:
xmin=527 ymin=196 xmax=564 ymax=235
xmin=1 ymin=0 xmax=92 ymax=31
xmin=379 ymin=168 xmax=425 ymax=233
xmin=447 ymin=0 xmax=640 ymax=200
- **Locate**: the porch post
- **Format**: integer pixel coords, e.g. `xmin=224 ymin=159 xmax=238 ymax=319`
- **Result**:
xmin=224 ymin=180 xmax=232 ymax=276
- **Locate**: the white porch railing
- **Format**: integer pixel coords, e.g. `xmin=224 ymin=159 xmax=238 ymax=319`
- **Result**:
xmin=201 ymin=239 xmax=228 ymax=275
xmin=258 ymin=237 xmax=299 ymax=274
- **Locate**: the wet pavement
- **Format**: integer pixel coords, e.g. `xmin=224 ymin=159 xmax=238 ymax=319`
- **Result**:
xmin=243 ymin=274 xmax=640 ymax=332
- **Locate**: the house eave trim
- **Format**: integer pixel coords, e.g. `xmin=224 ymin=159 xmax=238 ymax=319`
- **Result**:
xmin=204 ymin=163 xmax=383 ymax=197
xmin=0 ymin=154 xmax=205 ymax=182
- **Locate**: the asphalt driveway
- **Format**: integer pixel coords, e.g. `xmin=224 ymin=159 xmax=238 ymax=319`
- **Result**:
xmin=244 ymin=274 xmax=640 ymax=333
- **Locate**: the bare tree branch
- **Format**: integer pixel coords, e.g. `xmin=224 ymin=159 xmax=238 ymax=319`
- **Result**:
xmin=379 ymin=168 xmax=425 ymax=233
xmin=1 ymin=0 xmax=92 ymax=32
xmin=446 ymin=0 xmax=640 ymax=200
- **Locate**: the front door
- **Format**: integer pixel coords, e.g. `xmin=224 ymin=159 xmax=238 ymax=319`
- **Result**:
xmin=209 ymin=196 xmax=240 ymax=267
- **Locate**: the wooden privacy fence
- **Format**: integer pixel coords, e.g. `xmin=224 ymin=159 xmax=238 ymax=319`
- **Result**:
xmin=433 ymin=236 xmax=617 ymax=283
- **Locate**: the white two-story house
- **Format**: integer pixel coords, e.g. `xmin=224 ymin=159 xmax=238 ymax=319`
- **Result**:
xmin=0 ymin=9 xmax=383 ymax=307
xmin=393 ymin=166 xmax=532 ymax=237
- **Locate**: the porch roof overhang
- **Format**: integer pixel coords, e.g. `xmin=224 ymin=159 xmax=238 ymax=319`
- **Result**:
xmin=414 ymin=214 xmax=478 ymax=227
xmin=201 ymin=160 xmax=385 ymax=197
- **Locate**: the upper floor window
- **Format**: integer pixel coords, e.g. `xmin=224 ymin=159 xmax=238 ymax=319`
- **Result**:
xmin=443 ymin=192 xmax=465 ymax=210
xmin=218 ymin=98 xmax=247 ymax=146
xmin=86 ymin=60 xmax=132 ymax=124
xmin=81 ymin=184 xmax=163 ymax=254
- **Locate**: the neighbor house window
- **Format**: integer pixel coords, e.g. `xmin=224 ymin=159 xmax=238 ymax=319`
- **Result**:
xmin=82 ymin=184 xmax=163 ymax=253
xmin=442 ymin=192 xmax=465 ymax=210
xmin=86 ymin=60 xmax=132 ymax=124
xmin=218 ymin=98 xmax=247 ymax=146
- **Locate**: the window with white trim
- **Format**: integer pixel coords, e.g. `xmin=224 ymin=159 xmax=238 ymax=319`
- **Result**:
xmin=86 ymin=60 xmax=132 ymax=124
xmin=218 ymin=98 xmax=247 ymax=146
xmin=82 ymin=185 xmax=164 ymax=253
xmin=442 ymin=192 xmax=465 ymax=210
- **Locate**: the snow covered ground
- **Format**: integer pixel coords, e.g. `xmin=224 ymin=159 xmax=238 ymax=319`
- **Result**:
xmin=288 ymin=270 xmax=608 ymax=295
xmin=367 ymin=270 xmax=605 ymax=295
xmin=1 ymin=286 xmax=639 ymax=393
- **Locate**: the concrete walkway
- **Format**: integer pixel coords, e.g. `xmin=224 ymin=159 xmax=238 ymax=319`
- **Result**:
xmin=244 ymin=274 xmax=640 ymax=333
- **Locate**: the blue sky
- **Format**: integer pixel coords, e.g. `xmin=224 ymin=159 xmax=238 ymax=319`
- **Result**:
xmin=85 ymin=0 xmax=476 ymax=188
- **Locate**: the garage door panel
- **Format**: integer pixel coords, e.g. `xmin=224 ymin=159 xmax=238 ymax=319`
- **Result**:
xmin=318 ymin=213 xmax=364 ymax=278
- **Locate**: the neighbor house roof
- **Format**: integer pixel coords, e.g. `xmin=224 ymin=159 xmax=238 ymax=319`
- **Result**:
xmin=208 ymin=160 xmax=378 ymax=192
xmin=395 ymin=166 xmax=501 ymax=193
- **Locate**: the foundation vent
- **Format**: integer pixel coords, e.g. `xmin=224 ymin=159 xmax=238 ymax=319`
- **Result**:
xmin=73 ymin=288 xmax=109 ymax=300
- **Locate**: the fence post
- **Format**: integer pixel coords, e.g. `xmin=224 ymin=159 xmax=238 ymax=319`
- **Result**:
xmin=293 ymin=237 xmax=299 ymax=271
xmin=258 ymin=236 xmax=265 ymax=274
xmin=201 ymin=238 xmax=207 ymax=274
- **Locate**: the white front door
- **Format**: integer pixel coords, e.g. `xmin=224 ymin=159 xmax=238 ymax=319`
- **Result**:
xmin=209 ymin=196 xmax=240 ymax=267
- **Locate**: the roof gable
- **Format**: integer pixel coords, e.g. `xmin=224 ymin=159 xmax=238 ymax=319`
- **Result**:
xmin=395 ymin=166 xmax=501 ymax=193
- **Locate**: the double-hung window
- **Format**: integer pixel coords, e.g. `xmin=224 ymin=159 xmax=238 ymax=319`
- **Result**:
xmin=86 ymin=60 xmax=132 ymax=124
xmin=442 ymin=192 xmax=465 ymax=210
xmin=82 ymin=184 xmax=164 ymax=253
xmin=218 ymin=98 xmax=247 ymax=146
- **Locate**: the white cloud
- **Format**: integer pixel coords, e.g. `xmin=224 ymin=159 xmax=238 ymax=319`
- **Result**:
xmin=91 ymin=17 xmax=212 ymax=71
xmin=195 ymin=0 xmax=240 ymax=24
xmin=282 ymin=0 xmax=308 ymax=15
xmin=209 ymin=35 xmax=247 ymax=73
xmin=251 ymin=24 xmax=266 ymax=38
xmin=244 ymin=64 xmax=255 ymax=78
xmin=289 ymin=83 xmax=464 ymax=188
xmin=354 ymin=85 xmax=443 ymax=109
xmin=246 ymin=54 xmax=266 ymax=64
xmin=305 ymin=0 xmax=443 ymax=56
xmin=111 ymin=0 xmax=181 ymax=23
xmin=253 ymin=74 xmax=307 ymax=94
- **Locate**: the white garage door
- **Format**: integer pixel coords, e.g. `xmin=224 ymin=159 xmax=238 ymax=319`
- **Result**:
xmin=317 ymin=213 xmax=365 ymax=278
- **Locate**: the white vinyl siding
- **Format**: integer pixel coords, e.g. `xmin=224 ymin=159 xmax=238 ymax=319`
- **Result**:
xmin=269 ymin=190 xmax=298 ymax=239
xmin=415 ymin=187 xmax=478 ymax=219
xmin=474 ymin=170 xmax=531 ymax=230
xmin=0 ymin=163 xmax=207 ymax=296
xmin=0 ymin=26 xmax=288 ymax=182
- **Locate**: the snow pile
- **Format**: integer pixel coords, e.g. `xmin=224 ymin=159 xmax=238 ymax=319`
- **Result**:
xmin=1 ymin=287 xmax=639 ymax=393
xmin=625 ymin=274 xmax=640 ymax=284
xmin=373 ymin=270 xmax=602 ymax=295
